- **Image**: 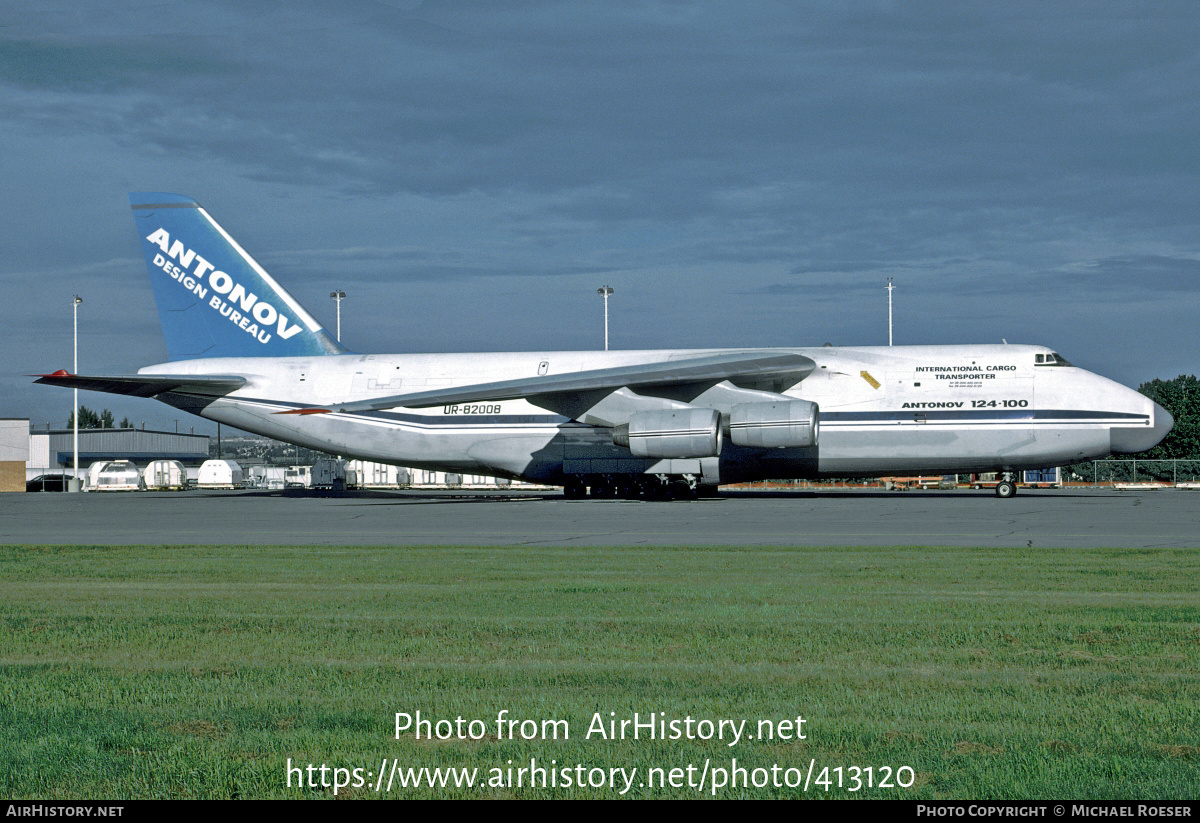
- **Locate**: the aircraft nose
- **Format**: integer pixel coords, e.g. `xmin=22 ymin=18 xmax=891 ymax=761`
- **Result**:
xmin=1110 ymin=400 xmax=1173 ymax=454
xmin=1153 ymin=401 xmax=1175 ymax=446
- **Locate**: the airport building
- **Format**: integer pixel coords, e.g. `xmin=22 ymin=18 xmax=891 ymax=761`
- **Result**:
xmin=25 ymin=426 xmax=210 ymax=481
xmin=1 ymin=419 xmax=30 ymax=492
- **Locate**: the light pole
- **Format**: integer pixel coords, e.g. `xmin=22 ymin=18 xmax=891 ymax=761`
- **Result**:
xmin=886 ymin=278 xmax=894 ymax=346
xmin=330 ymin=291 xmax=345 ymax=342
xmin=72 ymin=295 xmax=82 ymax=490
xmin=597 ymin=286 xmax=613 ymax=351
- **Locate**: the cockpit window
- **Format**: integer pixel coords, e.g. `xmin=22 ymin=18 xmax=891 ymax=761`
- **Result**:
xmin=1035 ymin=352 xmax=1073 ymax=367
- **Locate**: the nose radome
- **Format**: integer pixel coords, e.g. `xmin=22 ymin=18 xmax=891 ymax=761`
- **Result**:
xmin=1110 ymin=401 xmax=1173 ymax=455
xmin=1153 ymin=401 xmax=1175 ymax=446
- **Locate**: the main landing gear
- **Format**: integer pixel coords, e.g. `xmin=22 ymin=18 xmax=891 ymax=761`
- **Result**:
xmin=562 ymin=473 xmax=713 ymax=501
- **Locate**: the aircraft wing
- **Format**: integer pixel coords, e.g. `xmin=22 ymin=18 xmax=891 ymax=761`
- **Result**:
xmin=290 ymin=351 xmax=816 ymax=414
xmin=33 ymin=371 xmax=247 ymax=398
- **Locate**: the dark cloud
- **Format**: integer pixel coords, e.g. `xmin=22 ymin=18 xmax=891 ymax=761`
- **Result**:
xmin=1083 ymin=254 xmax=1200 ymax=282
xmin=0 ymin=39 xmax=231 ymax=89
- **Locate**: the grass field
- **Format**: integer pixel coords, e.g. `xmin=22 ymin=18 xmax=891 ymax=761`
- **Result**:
xmin=1 ymin=543 xmax=1198 ymax=799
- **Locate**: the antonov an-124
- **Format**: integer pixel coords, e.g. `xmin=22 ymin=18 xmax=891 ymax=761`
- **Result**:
xmin=36 ymin=193 xmax=1172 ymax=499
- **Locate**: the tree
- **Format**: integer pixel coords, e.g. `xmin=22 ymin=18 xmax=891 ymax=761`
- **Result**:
xmin=67 ymin=406 xmax=100 ymax=429
xmin=1138 ymin=375 xmax=1200 ymax=459
xmin=66 ymin=406 xmax=119 ymax=430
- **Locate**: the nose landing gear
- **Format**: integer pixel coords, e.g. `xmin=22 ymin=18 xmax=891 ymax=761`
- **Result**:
xmin=995 ymin=472 xmax=1017 ymax=498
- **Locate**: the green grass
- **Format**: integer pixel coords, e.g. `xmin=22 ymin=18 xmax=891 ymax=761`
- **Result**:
xmin=1 ymin=544 xmax=1198 ymax=799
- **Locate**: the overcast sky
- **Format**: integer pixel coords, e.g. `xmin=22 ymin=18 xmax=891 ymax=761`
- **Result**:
xmin=2 ymin=1 xmax=1197 ymax=433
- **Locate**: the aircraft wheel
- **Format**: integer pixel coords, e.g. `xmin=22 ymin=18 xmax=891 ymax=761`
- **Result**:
xmin=668 ymin=477 xmax=699 ymax=500
xmin=564 ymin=479 xmax=587 ymax=499
xmin=589 ymin=477 xmax=611 ymax=498
xmin=995 ymin=480 xmax=1016 ymax=498
xmin=639 ymin=477 xmax=669 ymax=501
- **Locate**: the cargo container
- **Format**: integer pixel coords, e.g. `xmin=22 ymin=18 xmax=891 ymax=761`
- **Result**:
xmin=1022 ymin=467 xmax=1062 ymax=487
xmin=283 ymin=465 xmax=311 ymax=488
xmin=197 ymin=459 xmax=245 ymax=489
xmin=83 ymin=461 xmax=110 ymax=490
xmin=312 ymin=458 xmax=347 ymax=490
xmin=247 ymin=465 xmax=286 ymax=490
xmin=91 ymin=460 xmax=143 ymax=492
xmin=144 ymin=459 xmax=187 ymax=490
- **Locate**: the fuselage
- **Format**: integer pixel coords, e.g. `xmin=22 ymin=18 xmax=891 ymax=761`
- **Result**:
xmin=140 ymin=343 xmax=1170 ymax=485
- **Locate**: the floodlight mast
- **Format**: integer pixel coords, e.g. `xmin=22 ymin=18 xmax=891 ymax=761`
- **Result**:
xmin=330 ymin=290 xmax=346 ymax=342
xmin=597 ymin=286 xmax=614 ymax=351
xmin=887 ymin=278 xmax=894 ymax=346
xmin=72 ymin=295 xmax=82 ymax=490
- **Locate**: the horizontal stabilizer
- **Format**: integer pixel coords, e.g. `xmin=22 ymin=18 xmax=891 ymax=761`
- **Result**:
xmin=33 ymin=370 xmax=246 ymax=398
xmin=283 ymin=351 xmax=815 ymax=415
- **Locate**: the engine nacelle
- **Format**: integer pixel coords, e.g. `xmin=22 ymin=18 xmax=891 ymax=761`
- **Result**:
xmin=613 ymin=408 xmax=722 ymax=458
xmin=729 ymin=399 xmax=819 ymax=448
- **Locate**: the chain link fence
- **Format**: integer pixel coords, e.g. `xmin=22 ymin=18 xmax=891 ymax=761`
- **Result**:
xmin=1062 ymin=459 xmax=1200 ymax=485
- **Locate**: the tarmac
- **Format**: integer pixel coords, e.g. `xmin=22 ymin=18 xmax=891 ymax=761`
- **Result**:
xmin=3 ymin=486 xmax=1198 ymax=548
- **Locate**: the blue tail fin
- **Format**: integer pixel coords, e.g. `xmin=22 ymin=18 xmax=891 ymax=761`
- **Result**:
xmin=129 ymin=193 xmax=346 ymax=360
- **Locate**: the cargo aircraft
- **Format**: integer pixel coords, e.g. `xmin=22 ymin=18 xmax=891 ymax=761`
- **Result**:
xmin=36 ymin=193 xmax=1172 ymax=499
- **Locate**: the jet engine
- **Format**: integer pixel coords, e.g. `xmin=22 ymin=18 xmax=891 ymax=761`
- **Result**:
xmin=612 ymin=408 xmax=722 ymax=458
xmin=728 ymin=399 xmax=819 ymax=448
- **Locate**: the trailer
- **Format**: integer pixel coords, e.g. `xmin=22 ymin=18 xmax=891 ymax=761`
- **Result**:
xmin=968 ymin=468 xmax=1061 ymax=490
xmin=881 ymin=475 xmax=954 ymax=491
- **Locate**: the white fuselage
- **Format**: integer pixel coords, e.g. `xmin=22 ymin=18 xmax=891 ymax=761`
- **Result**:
xmin=140 ymin=343 xmax=1168 ymax=485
